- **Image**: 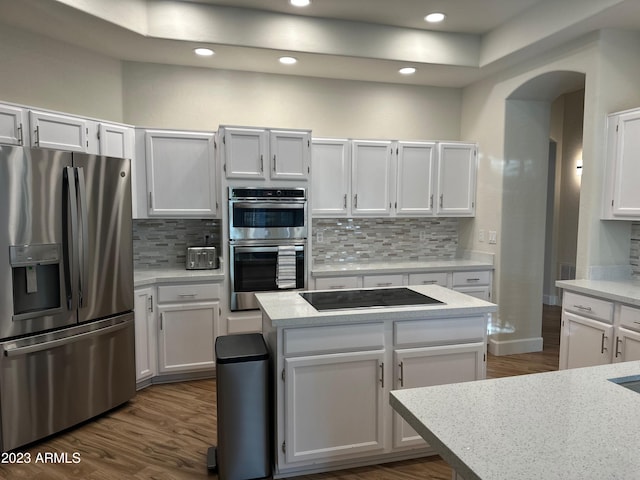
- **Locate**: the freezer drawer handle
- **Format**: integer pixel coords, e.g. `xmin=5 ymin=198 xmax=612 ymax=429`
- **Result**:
xmin=2 ymin=321 xmax=130 ymax=357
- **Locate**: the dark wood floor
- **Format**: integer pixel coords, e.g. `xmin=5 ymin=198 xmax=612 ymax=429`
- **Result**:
xmin=0 ymin=306 xmax=561 ymax=480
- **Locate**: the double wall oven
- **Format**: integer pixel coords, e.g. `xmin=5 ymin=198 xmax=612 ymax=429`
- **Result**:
xmin=229 ymin=187 xmax=307 ymax=311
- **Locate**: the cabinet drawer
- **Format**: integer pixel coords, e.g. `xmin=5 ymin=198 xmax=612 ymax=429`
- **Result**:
xmin=619 ymin=305 xmax=640 ymax=332
xmin=283 ymin=323 xmax=385 ymax=356
xmin=409 ymin=272 xmax=448 ymax=287
xmin=362 ymin=274 xmax=404 ymax=288
xmin=314 ymin=276 xmax=360 ymax=290
xmin=452 ymin=270 xmax=490 ymax=287
xmin=395 ymin=316 xmax=486 ymax=347
xmin=562 ymin=291 xmax=613 ymax=323
xmin=157 ymin=283 xmax=220 ymax=303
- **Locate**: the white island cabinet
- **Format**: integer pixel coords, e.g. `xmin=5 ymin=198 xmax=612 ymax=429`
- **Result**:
xmin=257 ymin=285 xmax=496 ymax=478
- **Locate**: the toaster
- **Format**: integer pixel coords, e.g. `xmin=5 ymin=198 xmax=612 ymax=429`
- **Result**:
xmin=186 ymin=246 xmax=219 ymax=270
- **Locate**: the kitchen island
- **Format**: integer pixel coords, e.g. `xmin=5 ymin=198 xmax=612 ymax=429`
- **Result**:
xmin=257 ymin=285 xmax=496 ymax=478
xmin=390 ymin=360 xmax=640 ymax=480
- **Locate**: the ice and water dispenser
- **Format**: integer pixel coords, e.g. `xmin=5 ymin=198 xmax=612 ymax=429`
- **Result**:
xmin=9 ymin=244 xmax=63 ymax=319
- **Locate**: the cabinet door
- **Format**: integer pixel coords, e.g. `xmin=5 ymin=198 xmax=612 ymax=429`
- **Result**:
xmin=270 ymin=130 xmax=310 ymax=180
xmin=145 ymin=130 xmax=217 ymax=217
xmin=436 ymin=142 xmax=477 ymax=216
xmin=222 ymin=127 xmax=268 ymax=179
xmin=157 ymin=302 xmax=218 ymax=374
xmin=0 ymin=104 xmax=27 ymax=145
xmin=29 ymin=110 xmax=88 ymax=152
xmin=393 ymin=343 xmax=485 ymax=449
xmin=352 ymin=140 xmax=393 ymax=216
xmin=614 ymin=327 xmax=640 ymax=363
xmin=99 ymin=123 xmax=134 ymax=159
xmin=284 ymin=351 xmax=386 ymax=464
xmin=134 ymin=287 xmax=157 ymax=384
xmin=396 ymin=141 xmax=436 ymax=216
xmin=311 ymin=138 xmax=351 ymax=216
xmin=611 ymin=110 xmax=640 ymax=217
xmin=560 ymin=311 xmax=613 ymax=369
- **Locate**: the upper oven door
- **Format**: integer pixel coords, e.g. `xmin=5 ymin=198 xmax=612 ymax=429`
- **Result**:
xmin=229 ymin=200 xmax=307 ymax=240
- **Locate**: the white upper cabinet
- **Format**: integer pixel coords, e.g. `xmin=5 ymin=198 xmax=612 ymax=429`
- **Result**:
xmin=436 ymin=142 xmax=477 ymax=216
xmin=603 ymin=109 xmax=640 ymax=219
xmin=221 ymin=126 xmax=269 ymax=179
xmin=0 ymin=103 xmax=27 ymax=145
xmin=220 ymin=126 xmax=310 ymax=181
xmin=144 ymin=129 xmax=217 ymax=217
xmin=270 ymin=129 xmax=310 ymax=180
xmin=311 ymin=138 xmax=351 ymax=216
xmin=98 ymin=122 xmax=134 ymax=159
xmin=396 ymin=141 xmax=436 ymax=216
xmin=352 ymin=140 xmax=394 ymax=216
xmin=29 ymin=110 xmax=88 ymax=152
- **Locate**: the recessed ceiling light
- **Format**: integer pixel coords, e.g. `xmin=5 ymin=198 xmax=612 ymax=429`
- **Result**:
xmin=194 ymin=47 xmax=214 ymax=57
xmin=399 ymin=67 xmax=417 ymax=75
xmin=290 ymin=0 xmax=311 ymax=6
xmin=279 ymin=56 xmax=298 ymax=65
xmin=425 ymin=12 xmax=446 ymax=23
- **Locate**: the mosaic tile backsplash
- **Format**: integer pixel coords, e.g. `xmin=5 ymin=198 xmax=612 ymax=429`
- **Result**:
xmin=632 ymin=223 xmax=640 ymax=279
xmin=312 ymin=217 xmax=458 ymax=264
xmin=133 ymin=219 xmax=221 ymax=268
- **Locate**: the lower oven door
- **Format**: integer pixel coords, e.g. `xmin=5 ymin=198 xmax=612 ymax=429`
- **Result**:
xmin=230 ymin=242 xmax=305 ymax=311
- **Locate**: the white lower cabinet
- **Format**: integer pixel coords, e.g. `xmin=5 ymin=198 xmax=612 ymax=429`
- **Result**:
xmin=559 ymin=290 xmax=640 ymax=369
xmin=283 ymin=350 xmax=386 ymax=464
xmin=273 ymin=314 xmax=488 ymax=476
xmin=134 ymin=286 xmax=157 ymax=386
xmin=393 ymin=343 xmax=484 ymax=449
xmin=157 ymin=302 xmax=218 ymax=374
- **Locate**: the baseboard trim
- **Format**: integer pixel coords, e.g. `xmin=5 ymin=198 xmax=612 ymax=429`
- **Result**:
xmin=488 ymin=336 xmax=543 ymax=356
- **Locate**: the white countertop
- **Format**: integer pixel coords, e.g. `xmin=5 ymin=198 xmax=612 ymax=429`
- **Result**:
xmin=134 ymin=267 xmax=224 ymax=287
xmin=311 ymin=259 xmax=494 ymax=277
xmin=556 ymin=279 xmax=640 ymax=306
xmin=255 ymin=285 xmax=497 ymax=328
xmin=390 ymin=361 xmax=640 ymax=480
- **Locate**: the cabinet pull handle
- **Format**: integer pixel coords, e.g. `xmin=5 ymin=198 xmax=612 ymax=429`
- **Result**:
xmin=178 ymin=293 xmax=197 ymax=298
xmin=379 ymin=362 xmax=384 ymax=388
xmin=439 ymin=194 xmax=443 ymax=208
xmin=34 ymin=125 xmax=40 ymax=146
xmin=160 ymin=313 xmax=163 ymax=331
xmin=615 ymin=336 xmax=623 ymax=358
xmin=354 ymin=194 xmax=358 ymax=208
xmin=17 ymin=124 xmax=24 ymax=145
xmin=466 ymin=278 xmax=481 ymax=282
xmin=601 ymin=333 xmax=608 ymax=354
xmin=430 ymin=194 xmax=433 ymax=209
xmin=399 ymin=361 xmax=404 ymax=387
xmin=422 ymin=280 xmax=438 ymax=284
xmin=376 ymin=282 xmax=392 ymax=287
xmin=329 ymin=285 xmax=345 ymax=289
xmin=574 ymin=304 xmax=592 ymax=312
xmin=260 ymin=154 xmax=264 ymax=172
xmin=343 ymin=194 xmax=347 ymax=209
xmin=147 ymin=296 xmax=153 ymax=313
xmin=273 ymin=154 xmax=276 ymax=171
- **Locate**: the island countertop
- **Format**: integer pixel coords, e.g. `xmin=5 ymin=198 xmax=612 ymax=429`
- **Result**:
xmin=255 ymin=284 xmax=497 ymax=328
xmin=390 ymin=360 xmax=640 ymax=480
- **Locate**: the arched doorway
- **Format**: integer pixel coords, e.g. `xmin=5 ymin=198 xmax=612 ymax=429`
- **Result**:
xmin=491 ymin=71 xmax=585 ymax=355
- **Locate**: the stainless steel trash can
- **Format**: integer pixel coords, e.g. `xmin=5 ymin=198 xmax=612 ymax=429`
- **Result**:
xmin=209 ymin=333 xmax=271 ymax=480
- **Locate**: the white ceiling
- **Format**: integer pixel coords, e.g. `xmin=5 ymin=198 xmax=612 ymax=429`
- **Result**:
xmin=1 ymin=0 xmax=639 ymax=88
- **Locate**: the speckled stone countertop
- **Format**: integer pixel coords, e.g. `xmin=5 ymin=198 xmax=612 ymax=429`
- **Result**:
xmin=390 ymin=361 xmax=640 ymax=480
xmin=556 ymin=279 xmax=640 ymax=306
xmin=311 ymin=259 xmax=494 ymax=277
xmin=255 ymin=284 xmax=497 ymax=328
xmin=134 ymin=267 xmax=224 ymax=287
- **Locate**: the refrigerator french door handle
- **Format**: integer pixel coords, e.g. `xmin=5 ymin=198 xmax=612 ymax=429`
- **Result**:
xmin=63 ymin=166 xmax=79 ymax=311
xmin=75 ymin=167 xmax=89 ymax=309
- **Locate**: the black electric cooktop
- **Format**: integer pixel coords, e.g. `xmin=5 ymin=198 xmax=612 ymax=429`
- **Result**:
xmin=300 ymin=287 xmax=444 ymax=311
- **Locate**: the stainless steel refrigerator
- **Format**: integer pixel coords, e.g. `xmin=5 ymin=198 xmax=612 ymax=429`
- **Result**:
xmin=0 ymin=145 xmax=135 ymax=452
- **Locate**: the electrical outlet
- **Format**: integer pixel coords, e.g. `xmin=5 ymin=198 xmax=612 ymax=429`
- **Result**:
xmin=419 ymin=230 xmax=427 ymax=241
xmin=479 ymin=229 xmax=485 ymax=242
xmin=488 ymin=230 xmax=497 ymax=244
xmin=316 ymin=230 xmax=324 ymax=243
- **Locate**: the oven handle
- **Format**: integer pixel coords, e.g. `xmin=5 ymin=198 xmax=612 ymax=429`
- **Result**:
xmin=230 ymin=201 xmax=305 ymax=210
xmin=231 ymin=244 xmax=305 ymax=254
